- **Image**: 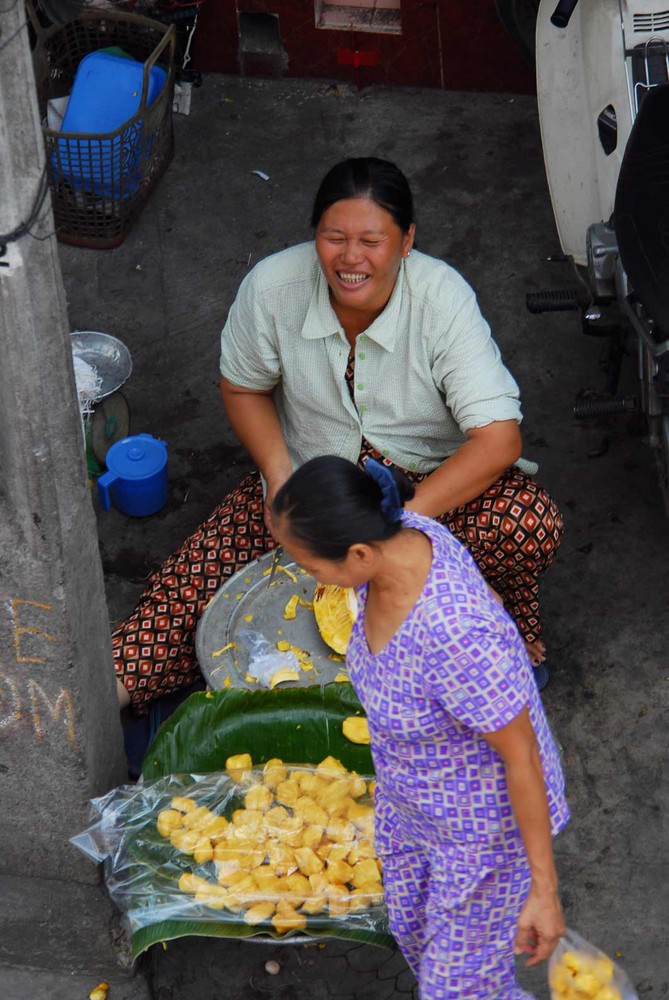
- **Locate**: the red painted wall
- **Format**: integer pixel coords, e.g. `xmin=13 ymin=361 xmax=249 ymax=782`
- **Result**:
xmin=191 ymin=1 xmax=535 ymax=93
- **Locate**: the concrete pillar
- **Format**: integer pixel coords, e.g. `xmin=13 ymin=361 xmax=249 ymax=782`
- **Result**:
xmin=0 ymin=0 xmax=130 ymax=975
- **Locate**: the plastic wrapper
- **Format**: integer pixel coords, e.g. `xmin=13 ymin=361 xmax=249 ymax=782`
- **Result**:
xmin=549 ymin=928 xmax=639 ymax=1000
xmin=236 ymin=628 xmax=301 ymax=686
xmin=71 ymin=756 xmax=390 ymax=956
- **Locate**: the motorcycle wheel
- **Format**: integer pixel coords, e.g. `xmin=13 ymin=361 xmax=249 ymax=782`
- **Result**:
xmin=495 ymin=0 xmax=540 ymax=66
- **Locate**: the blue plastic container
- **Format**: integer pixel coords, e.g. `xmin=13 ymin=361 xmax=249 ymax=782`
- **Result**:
xmin=97 ymin=433 xmax=168 ymax=517
xmin=57 ymin=51 xmax=167 ymax=198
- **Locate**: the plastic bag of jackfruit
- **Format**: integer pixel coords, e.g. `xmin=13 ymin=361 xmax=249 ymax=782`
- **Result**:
xmin=71 ymin=753 xmax=390 ymax=956
xmin=549 ymin=929 xmax=639 ymax=1000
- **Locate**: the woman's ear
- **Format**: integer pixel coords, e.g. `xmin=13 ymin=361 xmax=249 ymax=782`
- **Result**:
xmin=403 ymin=223 xmax=416 ymax=257
xmin=348 ymin=543 xmax=375 ymax=569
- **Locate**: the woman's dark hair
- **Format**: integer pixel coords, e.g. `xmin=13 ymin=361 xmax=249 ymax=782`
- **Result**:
xmin=310 ymin=157 xmax=414 ymax=233
xmin=272 ymin=456 xmax=415 ymax=561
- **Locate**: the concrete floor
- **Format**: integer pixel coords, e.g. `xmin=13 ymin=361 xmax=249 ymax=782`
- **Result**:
xmin=46 ymin=74 xmax=669 ymax=997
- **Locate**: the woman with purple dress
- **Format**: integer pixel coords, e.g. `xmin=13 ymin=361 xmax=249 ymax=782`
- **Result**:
xmin=272 ymin=455 xmax=569 ymax=1000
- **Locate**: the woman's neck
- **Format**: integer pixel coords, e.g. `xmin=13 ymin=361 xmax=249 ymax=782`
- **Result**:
xmin=368 ymin=528 xmax=433 ymax=601
xmin=330 ymin=297 xmax=383 ymax=345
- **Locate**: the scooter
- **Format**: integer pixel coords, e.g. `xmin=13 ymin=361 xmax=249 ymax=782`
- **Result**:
xmin=523 ymin=0 xmax=669 ymax=512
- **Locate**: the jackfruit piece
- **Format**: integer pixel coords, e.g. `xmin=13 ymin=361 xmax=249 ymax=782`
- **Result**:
xmin=89 ymin=984 xmax=109 ymax=1000
xmin=264 ymin=804 xmax=291 ymax=830
xmin=232 ymin=807 xmax=264 ymax=828
xmin=194 ymin=884 xmax=229 ymax=910
xmin=592 ymin=958 xmax=615 ymax=983
xmin=316 ymin=755 xmax=347 ymax=776
xmin=294 ymin=846 xmax=324 ymax=877
xmin=267 ymin=843 xmax=297 ymax=877
xmin=193 ymin=836 xmax=214 ymax=864
xmin=170 ymin=796 xmax=198 ymax=814
xmin=244 ymin=784 xmax=273 ymax=812
xmin=301 ymin=824 xmax=324 ymax=850
xmin=342 ymin=716 xmax=370 ymax=744
xmin=244 ymin=901 xmax=276 ymax=926
xmin=352 ymin=880 xmax=384 ymax=905
xmin=351 ymin=859 xmax=382 ymax=887
xmin=313 ymin=584 xmax=359 ymax=654
xmin=325 ymin=883 xmax=350 ymax=917
xmin=178 ymin=872 xmax=210 ymax=894
xmin=297 ymin=771 xmax=328 ymax=798
xmin=157 ymin=809 xmax=186 ymax=838
xmin=284 ymin=872 xmax=311 ymax=906
xmin=275 ymin=778 xmax=300 ymax=808
xmin=200 ymin=815 xmax=229 ymax=841
xmin=272 ymin=900 xmax=307 ymax=934
xmin=349 ymin=774 xmax=367 ymax=798
xmin=283 ymin=594 xmax=300 ymax=620
xmin=334 ymin=672 xmax=349 ymax=682
xmin=225 ymin=752 xmax=253 ymax=782
xmin=301 ymin=893 xmax=328 ymax=915
xmin=327 ymin=817 xmax=357 ymax=843
xmin=269 ymin=667 xmax=301 ymax=689
xmin=263 ymin=758 xmax=287 ymax=789
xmin=319 ymin=779 xmax=351 ymax=816
xmin=170 ymin=828 xmax=201 ymax=855
xmin=181 ymin=805 xmax=213 ymax=831
xmin=354 ymin=838 xmax=377 ymax=860
xmin=309 ymin=871 xmax=330 ymax=894
xmin=215 ymin=859 xmax=242 ymax=885
xmin=326 ymin=858 xmax=355 ymax=885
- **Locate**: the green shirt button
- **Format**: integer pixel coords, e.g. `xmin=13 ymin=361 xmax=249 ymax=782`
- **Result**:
xmin=357 ymin=383 xmax=364 ymax=391
xmin=358 ymin=352 xmax=366 ymax=360
xmin=359 ymin=404 xmax=367 ymax=412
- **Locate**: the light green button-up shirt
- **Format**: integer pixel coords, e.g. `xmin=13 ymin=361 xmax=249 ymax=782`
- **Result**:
xmin=220 ymin=243 xmax=536 ymax=476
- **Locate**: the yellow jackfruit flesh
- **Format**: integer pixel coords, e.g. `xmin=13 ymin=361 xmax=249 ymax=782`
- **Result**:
xmin=313 ymin=584 xmax=358 ymax=654
xmin=342 ymin=716 xmax=370 ymax=744
xmin=164 ymin=756 xmax=383 ymax=931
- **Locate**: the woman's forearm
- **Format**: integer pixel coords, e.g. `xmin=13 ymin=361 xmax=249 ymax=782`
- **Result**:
xmin=406 ymin=419 xmax=522 ymax=517
xmin=504 ymin=749 xmax=559 ymax=893
xmin=220 ymin=378 xmax=293 ymax=490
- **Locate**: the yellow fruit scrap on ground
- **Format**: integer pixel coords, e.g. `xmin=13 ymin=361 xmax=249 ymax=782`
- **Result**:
xmin=342 ymin=716 xmax=370 ymax=744
xmin=550 ymin=949 xmax=621 ymax=1000
xmin=161 ymin=753 xmax=382 ymax=932
xmin=313 ymin=585 xmax=359 ymax=655
xmin=89 ymin=985 xmax=109 ymax=1000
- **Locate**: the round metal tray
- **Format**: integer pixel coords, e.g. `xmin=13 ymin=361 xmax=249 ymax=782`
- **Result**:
xmin=196 ymin=550 xmax=349 ymax=690
xmin=70 ymin=330 xmax=133 ymax=400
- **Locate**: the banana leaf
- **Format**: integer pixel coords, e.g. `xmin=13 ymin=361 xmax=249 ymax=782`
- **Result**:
xmin=142 ymin=683 xmax=373 ymax=780
xmin=106 ymin=684 xmax=393 ymax=956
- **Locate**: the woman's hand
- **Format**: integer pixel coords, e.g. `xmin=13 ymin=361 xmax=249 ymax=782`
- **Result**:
xmin=514 ymin=884 xmax=565 ymax=966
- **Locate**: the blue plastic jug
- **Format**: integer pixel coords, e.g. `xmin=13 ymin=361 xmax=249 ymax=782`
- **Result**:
xmin=97 ymin=434 xmax=168 ymax=517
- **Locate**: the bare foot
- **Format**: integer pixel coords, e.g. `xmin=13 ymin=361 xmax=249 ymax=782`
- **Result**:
xmin=525 ymin=638 xmax=546 ymax=667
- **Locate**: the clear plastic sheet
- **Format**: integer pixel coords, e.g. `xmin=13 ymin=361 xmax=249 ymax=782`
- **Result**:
xmin=71 ymin=759 xmax=389 ymax=949
xmin=548 ymin=928 xmax=639 ymax=1000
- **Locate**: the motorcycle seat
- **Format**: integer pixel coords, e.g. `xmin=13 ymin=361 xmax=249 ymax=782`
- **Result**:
xmin=614 ymin=83 xmax=669 ymax=339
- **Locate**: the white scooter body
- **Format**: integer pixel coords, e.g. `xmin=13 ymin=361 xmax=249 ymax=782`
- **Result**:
xmin=536 ymin=0 xmax=669 ymax=265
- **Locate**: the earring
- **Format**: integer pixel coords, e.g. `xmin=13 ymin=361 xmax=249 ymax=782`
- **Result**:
xmin=405 ymin=249 xmax=412 ymax=258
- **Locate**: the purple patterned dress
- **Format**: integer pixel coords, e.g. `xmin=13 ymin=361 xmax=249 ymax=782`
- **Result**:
xmin=347 ymin=511 xmax=569 ymax=1000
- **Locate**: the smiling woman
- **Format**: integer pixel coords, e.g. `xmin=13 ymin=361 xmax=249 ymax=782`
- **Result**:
xmin=112 ymin=157 xmax=563 ymax=714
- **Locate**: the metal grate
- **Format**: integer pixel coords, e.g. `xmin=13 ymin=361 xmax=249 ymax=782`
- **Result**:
xmin=633 ymin=10 xmax=669 ymax=31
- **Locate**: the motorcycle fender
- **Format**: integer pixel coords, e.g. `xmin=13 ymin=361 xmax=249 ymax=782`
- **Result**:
xmin=537 ymin=0 xmax=632 ymax=264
